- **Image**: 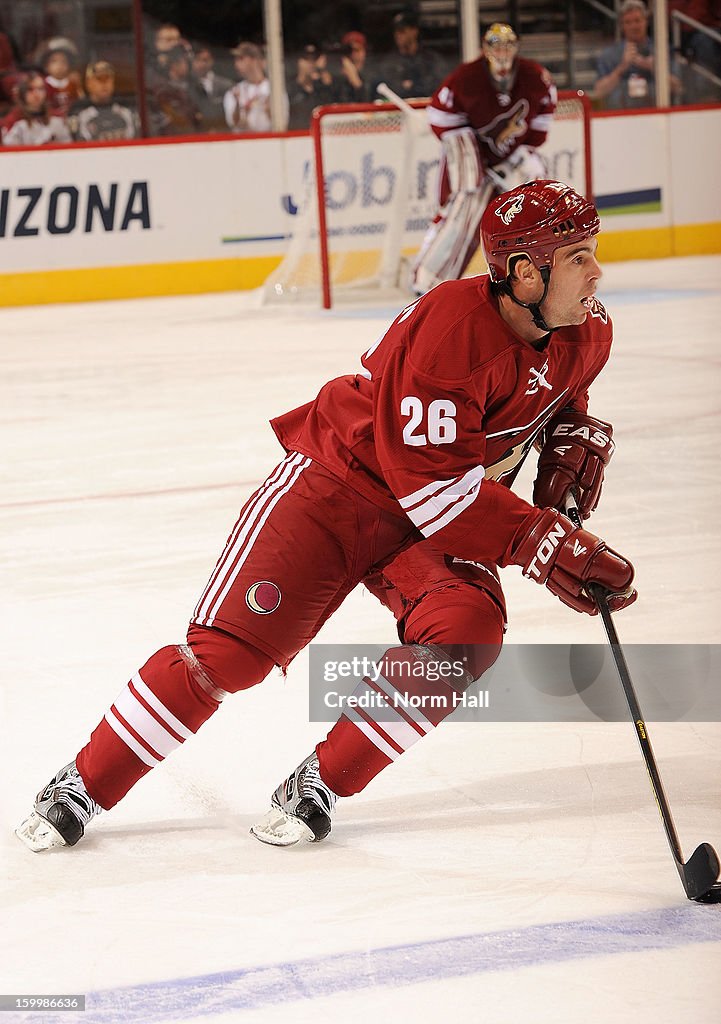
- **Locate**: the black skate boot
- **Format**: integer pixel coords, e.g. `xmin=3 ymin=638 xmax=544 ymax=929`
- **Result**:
xmin=15 ymin=761 xmax=102 ymax=852
xmin=250 ymin=751 xmax=338 ymax=847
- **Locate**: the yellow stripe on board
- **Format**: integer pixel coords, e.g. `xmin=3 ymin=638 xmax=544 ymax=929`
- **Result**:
xmin=598 ymin=221 xmax=721 ymax=262
xmin=672 ymin=221 xmax=721 ymax=256
xmin=0 ymin=256 xmax=283 ymax=307
xmin=1 ymin=222 xmax=720 ymax=308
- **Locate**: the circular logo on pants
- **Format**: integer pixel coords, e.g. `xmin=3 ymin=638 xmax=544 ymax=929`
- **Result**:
xmin=245 ymin=581 xmax=281 ymax=614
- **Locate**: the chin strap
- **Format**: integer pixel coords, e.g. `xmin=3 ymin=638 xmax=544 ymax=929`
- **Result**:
xmin=500 ymin=266 xmax=554 ymax=333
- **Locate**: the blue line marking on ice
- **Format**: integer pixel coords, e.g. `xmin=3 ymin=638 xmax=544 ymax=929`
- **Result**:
xmin=18 ymin=905 xmax=721 ymax=1023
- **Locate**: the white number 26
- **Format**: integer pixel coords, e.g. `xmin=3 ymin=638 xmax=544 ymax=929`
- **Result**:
xmin=401 ymin=397 xmax=457 ymax=446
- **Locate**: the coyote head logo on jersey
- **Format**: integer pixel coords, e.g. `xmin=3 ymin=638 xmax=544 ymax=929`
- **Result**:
xmin=478 ymin=99 xmax=530 ymax=158
xmin=495 ymin=192 xmax=525 ymax=226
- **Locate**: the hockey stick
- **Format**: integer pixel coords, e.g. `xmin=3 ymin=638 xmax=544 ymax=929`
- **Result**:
xmin=564 ymin=494 xmax=721 ymax=902
xmin=375 ymin=83 xmax=430 ymax=138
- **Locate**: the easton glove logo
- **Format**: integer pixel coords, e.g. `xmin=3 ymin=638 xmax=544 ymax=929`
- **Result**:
xmin=525 ymin=520 xmax=569 ymax=578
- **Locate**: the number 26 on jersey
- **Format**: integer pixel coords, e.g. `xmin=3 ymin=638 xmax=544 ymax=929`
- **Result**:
xmin=401 ymin=397 xmax=457 ymax=446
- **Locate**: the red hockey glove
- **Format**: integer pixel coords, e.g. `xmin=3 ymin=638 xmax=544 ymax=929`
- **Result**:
xmin=533 ymin=412 xmax=614 ymax=520
xmin=509 ymin=507 xmax=636 ymax=615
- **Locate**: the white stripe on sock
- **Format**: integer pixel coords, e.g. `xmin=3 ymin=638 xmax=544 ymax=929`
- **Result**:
xmin=132 ymin=673 xmax=193 ymax=740
xmin=104 ymin=709 xmax=162 ymax=767
xmin=112 ymin=684 xmax=183 ymax=759
xmin=343 ymin=707 xmax=402 ymax=761
xmin=370 ymin=674 xmax=435 ymax=734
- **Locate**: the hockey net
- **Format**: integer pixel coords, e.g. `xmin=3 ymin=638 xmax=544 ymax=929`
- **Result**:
xmin=263 ymin=91 xmax=592 ymax=309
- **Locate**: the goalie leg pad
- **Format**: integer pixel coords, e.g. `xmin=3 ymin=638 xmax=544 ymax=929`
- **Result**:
xmin=412 ymin=185 xmax=493 ymax=293
xmin=412 ymin=127 xmax=492 ymax=293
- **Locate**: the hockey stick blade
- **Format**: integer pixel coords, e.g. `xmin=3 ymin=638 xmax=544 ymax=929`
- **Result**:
xmin=679 ymin=842 xmax=721 ymax=902
xmin=587 ymin=581 xmax=721 ymax=902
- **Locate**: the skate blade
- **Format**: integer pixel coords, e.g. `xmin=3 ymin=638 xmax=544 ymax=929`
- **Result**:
xmin=249 ymin=806 xmax=315 ymax=847
xmin=15 ymin=811 xmax=68 ymax=853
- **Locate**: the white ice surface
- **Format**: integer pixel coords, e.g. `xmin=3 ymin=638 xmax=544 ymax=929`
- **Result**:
xmin=1 ymin=256 xmax=720 ymax=1023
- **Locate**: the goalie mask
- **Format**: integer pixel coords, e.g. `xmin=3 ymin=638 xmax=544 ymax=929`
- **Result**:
xmin=480 ymin=180 xmax=600 ymax=330
xmin=482 ymin=23 xmax=519 ymax=92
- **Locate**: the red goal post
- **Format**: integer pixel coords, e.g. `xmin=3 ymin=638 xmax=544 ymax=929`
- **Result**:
xmin=265 ymin=91 xmax=593 ymax=309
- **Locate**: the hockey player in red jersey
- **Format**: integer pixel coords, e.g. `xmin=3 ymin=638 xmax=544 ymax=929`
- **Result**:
xmin=412 ymin=22 xmax=557 ymax=295
xmin=17 ymin=181 xmax=635 ymax=853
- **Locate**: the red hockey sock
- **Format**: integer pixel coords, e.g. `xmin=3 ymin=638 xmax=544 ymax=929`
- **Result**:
xmin=77 ymin=628 xmax=273 ymax=809
xmin=317 ymin=587 xmax=504 ymax=798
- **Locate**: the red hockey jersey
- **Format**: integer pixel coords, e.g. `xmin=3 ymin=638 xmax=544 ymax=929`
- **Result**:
xmin=427 ymin=57 xmax=557 ymax=167
xmin=272 ymin=276 xmax=612 ymax=567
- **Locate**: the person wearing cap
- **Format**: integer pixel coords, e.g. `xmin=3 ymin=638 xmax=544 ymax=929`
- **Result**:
xmin=68 ymin=61 xmax=138 ymax=142
xmin=223 ymin=41 xmax=286 ymax=132
xmin=412 ymin=23 xmax=557 ymax=294
xmin=331 ymin=31 xmax=370 ymax=103
xmin=373 ymin=8 xmax=444 ymax=99
xmin=287 ymin=44 xmax=334 ymax=130
xmin=595 ymin=0 xmax=682 ymax=108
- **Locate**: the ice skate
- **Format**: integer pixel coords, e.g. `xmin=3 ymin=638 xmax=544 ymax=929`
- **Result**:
xmin=250 ymin=752 xmax=338 ymax=847
xmin=15 ymin=761 xmax=102 ymax=852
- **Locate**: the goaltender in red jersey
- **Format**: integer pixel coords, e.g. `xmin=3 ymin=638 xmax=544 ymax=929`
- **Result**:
xmin=412 ymin=22 xmax=557 ymax=294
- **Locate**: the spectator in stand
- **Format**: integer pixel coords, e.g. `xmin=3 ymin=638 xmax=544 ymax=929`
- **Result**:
xmin=223 ymin=41 xmax=285 ymax=132
xmin=190 ymin=45 xmax=233 ymax=132
xmin=668 ymin=1 xmax=721 ymax=100
xmin=330 ymin=31 xmax=370 ymax=103
xmin=2 ymin=71 xmax=71 ymax=146
xmin=373 ymin=8 xmax=444 ymax=100
xmin=68 ymin=61 xmax=138 ymax=141
xmin=145 ymin=22 xmax=185 ymax=133
xmin=42 ymin=42 xmax=83 ymax=117
xmin=595 ymin=0 xmax=682 ymax=108
xmin=148 ymin=23 xmax=183 ymax=82
xmin=287 ymin=44 xmax=335 ymax=129
xmin=150 ymin=44 xmax=203 ymax=135
xmin=0 ymin=27 xmax=21 ymax=105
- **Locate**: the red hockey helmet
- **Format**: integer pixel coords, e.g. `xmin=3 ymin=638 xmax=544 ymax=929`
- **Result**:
xmin=481 ymin=180 xmax=600 ymax=285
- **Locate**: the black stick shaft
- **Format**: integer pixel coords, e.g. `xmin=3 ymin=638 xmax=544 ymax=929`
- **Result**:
xmin=562 ymin=495 xmax=686 ymax=873
xmin=587 ymin=583 xmax=686 ymax=872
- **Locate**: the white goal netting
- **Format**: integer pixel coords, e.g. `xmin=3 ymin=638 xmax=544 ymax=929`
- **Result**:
xmin=263 ymin=92 xmax=592 ymax=308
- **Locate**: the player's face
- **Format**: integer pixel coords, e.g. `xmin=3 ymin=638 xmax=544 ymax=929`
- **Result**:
xmin=482 ymin=40 xmax=518 ymax=85
xmin=542 ymin=238 xmax=602 ymax=327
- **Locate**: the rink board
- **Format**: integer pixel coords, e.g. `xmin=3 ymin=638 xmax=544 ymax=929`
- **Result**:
xmin=0 ymin=105 xmax=720 ymax=305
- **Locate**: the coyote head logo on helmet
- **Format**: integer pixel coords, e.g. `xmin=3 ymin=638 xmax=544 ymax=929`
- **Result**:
xmin=495 ymin=193 xmax=525 ymax=226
